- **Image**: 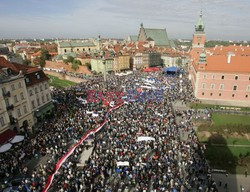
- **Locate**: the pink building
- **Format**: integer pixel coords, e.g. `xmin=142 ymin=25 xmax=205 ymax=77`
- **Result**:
xmin=189 ymin=12 xmax=250 ymax=107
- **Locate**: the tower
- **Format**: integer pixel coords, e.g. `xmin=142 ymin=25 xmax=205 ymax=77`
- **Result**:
xmin=192 ymin=11 xmax=205 ymax=48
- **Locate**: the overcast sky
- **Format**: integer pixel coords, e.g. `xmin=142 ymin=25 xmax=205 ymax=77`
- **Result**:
xmin=0 ymin=0 xmax=250 ymax=40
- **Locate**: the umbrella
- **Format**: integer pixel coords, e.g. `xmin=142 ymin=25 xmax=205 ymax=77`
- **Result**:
xmin=9 ymin=135 xmax=24 ymax=144
xmin=0 ymin=143 xmax=12 ymax=153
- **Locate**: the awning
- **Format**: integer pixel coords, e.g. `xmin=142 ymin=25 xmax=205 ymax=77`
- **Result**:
xmin=0 ymin=129 xmax=16 ymax=145
xmin=35 ymin=102 xmax=54 ymax=117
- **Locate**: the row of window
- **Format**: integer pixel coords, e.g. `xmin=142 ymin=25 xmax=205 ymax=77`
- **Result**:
xmin=202 ymin=84 xmax=250 ymax=91
xmin=2 ymin=82 xmax=23 ymax=94
xmin=64 ymin=48 xmax=91 ymax=53
xmin=0 ymin=116 xmax=5 ymax=126
xmin=17 ymin=105 xmax=28 ymax=118
xmin=31 ymin=94 xmax=50 ymax=109
xmin=29 ymin=84 xmax=49 ymax=96
xmin=202 ymin=92 xmax=249 ymax=98
xmin=203 ymin=74 xmax=250 ymax=80
xmin=13 ymin=92 xmax=25 ymax=103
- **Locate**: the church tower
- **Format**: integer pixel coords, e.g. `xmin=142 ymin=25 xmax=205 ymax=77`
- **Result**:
xmin=192 ymin=11 xmax=205 ymax=48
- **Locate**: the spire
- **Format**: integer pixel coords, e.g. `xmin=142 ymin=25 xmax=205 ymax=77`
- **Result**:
xmin=140 ymin=22 xmax=143 ymax=28
xmin=195 ymin=10 xmax=205 ymax=32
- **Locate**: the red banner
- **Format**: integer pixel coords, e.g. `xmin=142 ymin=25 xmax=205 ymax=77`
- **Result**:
xmin=42 ymin=102 xmax=124 ymax=192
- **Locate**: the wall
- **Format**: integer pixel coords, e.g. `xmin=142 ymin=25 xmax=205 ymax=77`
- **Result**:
xmin=44 ymin=71 xmax=86 ymax=83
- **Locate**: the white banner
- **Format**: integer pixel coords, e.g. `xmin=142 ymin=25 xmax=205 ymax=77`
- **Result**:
xmin=137 ymin=136 xmax=155 ymax=142
xmin=117 ymin=161 xmax=129 ymax=166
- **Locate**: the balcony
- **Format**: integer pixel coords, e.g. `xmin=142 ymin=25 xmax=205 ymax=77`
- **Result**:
xmin=9 ymin=116 xmax=18 ymax=125
xmin=2 ymin=91 xmax=11 ymax=97
xmin=6 ymin=104 xmax=14 ymax=111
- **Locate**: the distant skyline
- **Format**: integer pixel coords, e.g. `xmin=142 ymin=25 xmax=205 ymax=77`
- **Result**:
xmin=0 ymin=0 xmax=250 ymax=40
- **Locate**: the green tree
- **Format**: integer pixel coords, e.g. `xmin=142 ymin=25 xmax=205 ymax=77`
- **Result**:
xmin=67 ymin=56 xmax=74 ymax=63
xmin=23 ymin=59 xmax=31 ymax=66
xmin=72 ymin=60 xmax=80 ymax=71
xmin=40 ymin=49 xmax=51 ymax=68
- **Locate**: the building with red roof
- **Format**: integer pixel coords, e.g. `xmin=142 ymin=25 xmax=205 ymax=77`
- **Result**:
xmin=189 ymin=12 xmax=250 ymax=106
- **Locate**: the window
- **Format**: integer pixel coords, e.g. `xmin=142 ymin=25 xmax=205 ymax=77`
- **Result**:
xmin=46 ymin=93 xmax=50 ymax=101
xmin=219 ymin=93 xmax=222 ymax=96
xmin=37 ymin=98 xmax=40 ymax=106
xmin=210 ymin=93 xmax=213 ymax=96
xmin=35 ymin=87 xmax=38 ymax=93
xmin=202 ymin=83 xmax=206 ymax=89
xmin=64 ymin=49 xmax=67 ymax=53
xmin=20 ymin=92 xmax=24 ymax=100
xmin=212 ymin=74 xmax=215 ymax=79
xmin=221 ymin=75 xmax=225 ymax=79
xmin=246 ymin=95 xmax=248 ymax=98
xmin=77 ymin=48 xmax=79 ymax=51
xmin=0 ymin=117 xmax=5 ymax=126
xmin=202 ymin=92 xmax=205 ymax=96
xmin=203 ymin=74 xmax=207 ymax=79
xmin=25 ymin=78 xmax=30 ymax=83
xmin=219 ymin=84 xmax=224 ymax=90
xmin=18 ymin=82 xmax=22 ymax=88
xmin=247 ymin=85 xmax=250 ymax=92
xmin=36 ymin=73 xmax=40 ymax=79
xmin=210 ymin=84 xmax=215 ymax=89
xmin=29 ymin=90 xmax=33 ymax=96
xmin=23 ymin=105 xmax=27 ymax=114
xmin=233 ymin=85 xmax=237 ymax=91
xmin=40 ymin=85 xmax=43 ymax=92
xmin=5 ymin=98 xmax=10 ymax=107
xmin=235 ymin=76 xmax=238 ymax=80
xmin=232 ymin=94 xmax=235 ymax=97
xmin=17 ymin=108 xmax=21 ymax=117
xmin=11 ymin=84 xmax=15 ymax=91
xmin=14 ymin=95 xmax=18 ymax=103
xmin=42 ymin=95 xmax=45 ymax=103
xmin=2 ymin=87 xmax=6 ymax=94
xmin=45 ymin=84 xmax=48 ymax=89
xmin=32 ymin=100 xmax=35 ymax=109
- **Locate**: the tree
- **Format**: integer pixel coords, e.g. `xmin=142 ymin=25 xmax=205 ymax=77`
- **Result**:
xmin=23 ymin=59 xmax=31 ymax=66
xmin=67 ymin=56 xmax=74 ymax=63
xmin=85 ymin=62 xmax=91 ymax=70
xmin=40 ymin=49 xmax=51 ymax=68
xmin=72 ymin=60 xmax=80 ymax=71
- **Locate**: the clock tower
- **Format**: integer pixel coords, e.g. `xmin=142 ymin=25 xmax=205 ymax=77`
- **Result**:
xmin=192 ymin=11 xmax=205 ymax=48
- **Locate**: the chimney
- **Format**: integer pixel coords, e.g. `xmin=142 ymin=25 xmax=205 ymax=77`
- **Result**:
xmin=227 ymin=52 xmax=235 ymax=64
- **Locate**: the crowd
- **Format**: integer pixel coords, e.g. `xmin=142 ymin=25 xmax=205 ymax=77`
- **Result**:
xmin=0 ymin=70 xmax=218 ymax=192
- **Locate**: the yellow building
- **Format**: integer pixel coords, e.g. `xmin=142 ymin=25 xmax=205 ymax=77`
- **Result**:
xmin=114 ymin=55 xmax=130 ymax=72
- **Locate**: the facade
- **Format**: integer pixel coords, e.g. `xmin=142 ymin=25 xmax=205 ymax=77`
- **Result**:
xmin=142 ymin=52 xmax=162 ymax=68
xmin=91 ymin=58 xmax=113 ymax=74
xmin=117 ymin=55 xmax=130 ymax=71
xmin=161 ymin=54 xmax=182 ymax=67
xmin=133 ymin=52 xmax=143 ymax=70
xmin=189 ymin=12 xmax=250 ymax=106
xmin=58 ymin=41 xmax=97 ymax=55
xmin=138 ymin=23 xmax=171 ymax=48
xmin=0 ymin=57 xmax=53 ymax=135
xmin=0 ymin=59 xmax=34 ymax=134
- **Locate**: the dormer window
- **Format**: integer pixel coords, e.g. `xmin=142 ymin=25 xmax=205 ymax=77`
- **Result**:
xmin=35 ymin=72 xmax=40 ymax=79
xmin=25 ymin=78 xmax=30 ymax=83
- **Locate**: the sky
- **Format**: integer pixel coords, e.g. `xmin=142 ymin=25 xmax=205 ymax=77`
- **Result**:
xmin=0 ymin=0 xmax=250 ymax=40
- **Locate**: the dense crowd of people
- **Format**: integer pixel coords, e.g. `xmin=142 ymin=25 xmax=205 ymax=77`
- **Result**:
xmin=0 ymin=70 xmax=218 ymax=192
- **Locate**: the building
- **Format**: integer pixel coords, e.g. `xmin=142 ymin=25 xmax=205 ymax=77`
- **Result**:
xmin=0 ymin=58 xmax=34 ymax=134
xmin=0 ymin=57 xmax=53 ymax=135
xmin=138 ymin=23 xmax=171 ymax=48
xmin=91 ymin=58 xmax=113 ymax=74
xmin=57 ymin=41 xmax=97 ymax=55
xmin=114 ymin=55 xmax=130 ymax=72
xmin=189 ymin=12 xmax=250 ymax=106
xmin=142 ymin=52 xmax=162 ymax=68
xmin=132 ymin=52 xmax=143 ymax=70
xmin=14 ymin=64 xmax=54 ymax=123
